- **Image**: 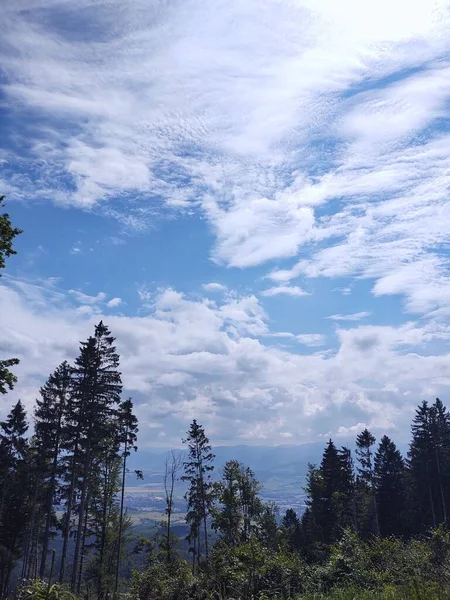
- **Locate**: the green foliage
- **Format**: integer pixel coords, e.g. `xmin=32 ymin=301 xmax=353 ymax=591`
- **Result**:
xmin=0 ymin=359 xmax=20 ymax=395
xmin=0 ymin=196 xmax=22 ymax=273
xmin=209 ymin=538 xmax=305 ymax=600
xmin=16 ymin=580 xmax=75 ymax=600
xmin=0 ymin=196 xmax=22 ymax=395
xmin=131 ymin=558 xmax=194 ymax=600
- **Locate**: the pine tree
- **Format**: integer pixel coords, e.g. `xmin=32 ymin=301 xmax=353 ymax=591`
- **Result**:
xmin=338 ymin=446 xmax=357 ymax=532
xmin=238 ymin=464 xmax=261 ymax=543
xmin=211 ymin=460 xmax=261 ymax=548
xmin=303 ymin=441 xmax=357 ymax=554
xmin=65 ymin=322 xmax=122 ymax=592
xmin=182 ymin=420 xmax=214 ymax=571
xmin=34 ymin=361 xmax=72 ymax=578
xmin=429 ymin=398 xmax=450 ymax=524
xmin=374 ymin=435 xmax=406 ymax=537
xmin=280 ymin=508 xmax=302 ymax=552
xmin=257 ymin=501 xmax=279 ymax=551
xmin=0 ymin=401 xmax=29 ymax=596
xmin=408 ymin=399 xmax=450 ymax=531
xmin=89 ymin=420 xmax=123 ymax=600
xmin=356 ymin=429 xmax=380 ymax=536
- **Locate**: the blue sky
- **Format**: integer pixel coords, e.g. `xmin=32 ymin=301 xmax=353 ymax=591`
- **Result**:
xmin=1 ymin=0 xmax=450 ymax=447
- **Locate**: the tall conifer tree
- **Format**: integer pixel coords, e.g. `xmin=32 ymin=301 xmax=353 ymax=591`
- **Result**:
xmin=35 ymin=361 xmax=72 ymax=577
xmin=356 ymin=429 xmax=380 ymax=536
xmin=0 ymin=401 xmax=29 ymax=596
xmin=374 ymin=435 xmax=406 ymax=537
xmin=182 ymin=420 xmax=214 ymax=571
xmin=67 ymin=322 xmax=122 ymax=592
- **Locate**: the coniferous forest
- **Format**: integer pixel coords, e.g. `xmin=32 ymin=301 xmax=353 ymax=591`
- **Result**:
xmin=2 ymin=201 xmax=450 ymax=600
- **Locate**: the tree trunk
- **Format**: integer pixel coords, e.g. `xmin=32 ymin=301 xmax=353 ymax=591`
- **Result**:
xmin=77 ymin=504 xmax=89 ymax=595
xmin=23 ymin=482 xmax=40 ymax=580
xmin=114 ymin=440 xmax=128 ymax=596
xmin=40 ymin=407 xmax=64 ymax=578
xmin=97 ymin=459 xmax=109 ymax=600
xmin=60 ymin=430 xmax=81 ymax=582
xmin=435 ymin=444 xmax=447 ymax=524
xmin=166 ymin=503 xmax=172 ymax=564
xmin=71 ymin=447 xmax=91 ymax=592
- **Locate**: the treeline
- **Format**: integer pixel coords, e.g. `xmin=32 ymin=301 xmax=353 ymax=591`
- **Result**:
xmin=0 ymin=322 xmax=140 ymax=598
xmin=131 ymin=404 xmax=450 ymax=600
xmin=300 ymin=398 xmax=450 ymax=558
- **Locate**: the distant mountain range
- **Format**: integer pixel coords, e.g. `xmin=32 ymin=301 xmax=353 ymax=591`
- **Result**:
xmin=125 ymin=439 xmax=408 ymax=518
xmin=126 ymin=442 xmax=328 ymax=512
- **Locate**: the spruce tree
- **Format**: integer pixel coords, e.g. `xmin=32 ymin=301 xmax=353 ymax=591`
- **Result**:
xmin=374 ymin=435 xmax=406 ymax=537
xmin=429 ymin=398 xmax=450 ymax=524
xmin=0 ymin=401 xmax=29 ymax=596
xmin=212 ymin=460 xmax=261 ymax=548
xmin=408 ymin=399 xmax=450 ymax=531
xmin=35 ymin=361 xmax=72 ymax=578
xmin=338 ymin=446 xmax=357 ymax=531
xmin=66 ymin=322 xmax=122 ymax=592
xmin=356 ymin=429 xmax=380 ymax=536
xmin=238 ymin=464 xmax=261 ymax=543
xmin=280 ymin=508 xmax=302 ymax=552
xmin=212 ymin=460 xmax=241 ymax=547
xmin=182 ymin=420 xmax=214 ymax=571
xmin=257 ymin=501 xmax=279 ymax=551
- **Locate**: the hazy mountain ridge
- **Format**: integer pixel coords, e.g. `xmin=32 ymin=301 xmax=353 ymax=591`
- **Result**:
xmin=125 ymin=442 xmax=329 ymax=516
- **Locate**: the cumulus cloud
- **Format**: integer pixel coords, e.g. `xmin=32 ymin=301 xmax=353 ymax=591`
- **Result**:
xmin=202 ymin=282 xmax=227 ymax=292
xmin=107 ymin=297 xmax=123 ymax=308
xmin=1 ymin=279 xmax=450 ymax=446
xmin=2 ymin=0 xmax=450 ymax=444
xmin=261 ymin=285 xmax=309 ymax=297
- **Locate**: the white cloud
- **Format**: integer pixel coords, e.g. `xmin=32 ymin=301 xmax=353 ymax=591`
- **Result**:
xmin=2 ymin=279 xmax=450 ymax=446
xmin=70 ymin=241 xmax=82 ymax=255
xmin=336 ymin=423 xmax=367 ymax=437
xmin=107 ymin=297 xmax=123 ymax=308
xmin=69 ymin=290 xmax=107 ymax=305
xmin=333 ymin=287 xmax=352 ymax=296
xmin=202 ymin=282 xmax=227 ymax=292
xmin=296 ymin=334 xmax=326 ymax=346
xmin=1 ymin=0 xmax=450 ymax=289
xmin=261 ymin=285 xmax=309 ymax=297
xmin=2 ymin=0 xmax=450 ymax=444
xmin=327 ymin=312 xmax=371 ymax=322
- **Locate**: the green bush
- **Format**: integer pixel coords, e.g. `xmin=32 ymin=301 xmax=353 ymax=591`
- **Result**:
xmin=15 ymin=580 xmax=75 ymax=600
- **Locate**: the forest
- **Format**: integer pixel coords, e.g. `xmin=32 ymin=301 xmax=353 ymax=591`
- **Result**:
xmin=2 ymin=199 xmax=450 ymax=600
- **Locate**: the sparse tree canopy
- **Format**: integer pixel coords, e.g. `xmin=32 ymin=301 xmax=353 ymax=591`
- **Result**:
xmin=0 ymin=197 xmax=22 ymax=395
xmin=0 ymin=196 xmax=22 ymax=274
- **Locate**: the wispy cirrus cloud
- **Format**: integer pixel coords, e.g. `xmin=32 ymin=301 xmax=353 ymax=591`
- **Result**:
xmin=327 ymin=312 xmax=371 ymax=322
xmin=296 ymin=334 xmax=326 ymax=346
xmin=2 ymin=0 xmax=450 ymax=294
